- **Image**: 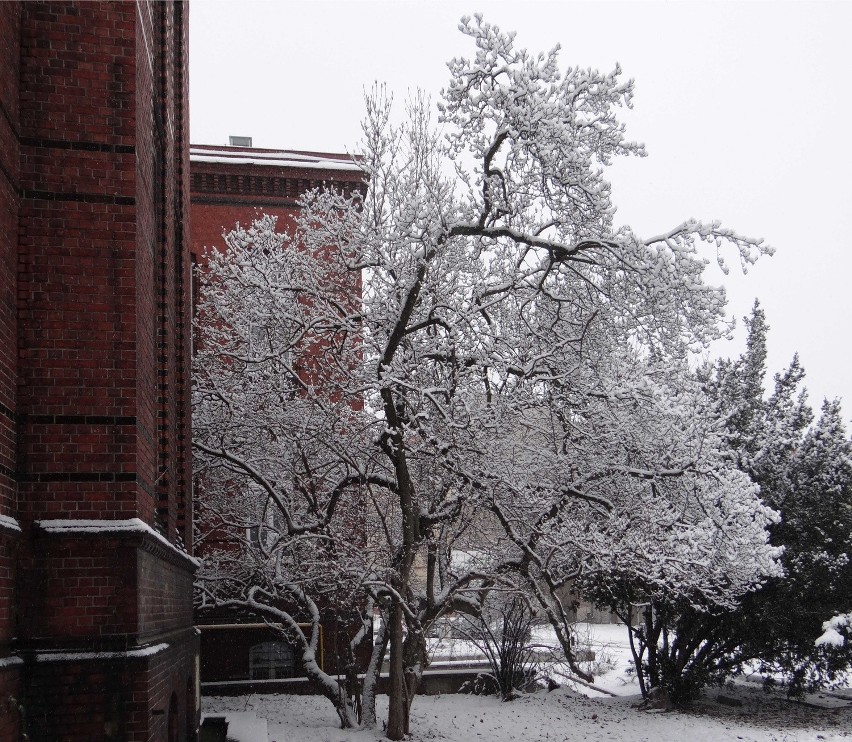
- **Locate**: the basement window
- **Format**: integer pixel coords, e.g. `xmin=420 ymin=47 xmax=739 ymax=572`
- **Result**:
xmin=249 ymin=641 xmax=296 ymax=680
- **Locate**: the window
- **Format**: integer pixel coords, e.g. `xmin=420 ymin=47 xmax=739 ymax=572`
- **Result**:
xmin=247 ymin=322 xmax=271 ymax=358
xmin=245 ymin=485 xmax=281 ymax=550
xmin=246 ymin=524 xmax=258 ymax=545
xmin=249 ymin=641 xmax=296 ymax=680
xmin=229 ymin=135 xmax=253 ymax=147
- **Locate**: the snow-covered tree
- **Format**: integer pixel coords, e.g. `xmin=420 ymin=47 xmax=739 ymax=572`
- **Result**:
xmin=529 ymin=350 xmax=784 ymax=704
xmin=193 ymin=216 xmax=379 ymax=727
xmin=194 ymin=16 xmax=780 ymax=736
xmin=817 ymin=612 xmax=852 ymax=648
xmin=613 ymin=306 xmax=852 ymax=703
xmin=705 ymin=302 xmax=812 ymax=491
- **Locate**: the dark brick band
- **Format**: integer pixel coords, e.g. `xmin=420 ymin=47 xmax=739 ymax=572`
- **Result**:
xmin=20 ymin=136 xmax=135 ymax=155
xmin=23 ymin=415 xmax=137 ymax=427
xmin=21 ymin=189 xmax=135 ymax=206
xmin=19 ymin=472 xmax=138 ymax=483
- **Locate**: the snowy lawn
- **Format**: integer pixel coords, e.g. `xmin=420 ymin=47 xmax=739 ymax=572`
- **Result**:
xmin=202 ymin=685 xmax=852 ymax=742
xmin=203 ymin=624 xmax=851 ymax=741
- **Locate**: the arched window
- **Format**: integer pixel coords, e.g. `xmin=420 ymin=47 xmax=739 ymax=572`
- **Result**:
xmin=249 ymin=641 xmax=296 ymax=680
xmin=187 ymin=675 xmax=196 ymax=741
xmin=167 ymin=692 xmax=179 ymax=742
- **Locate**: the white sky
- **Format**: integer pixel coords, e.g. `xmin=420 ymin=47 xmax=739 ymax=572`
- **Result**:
xmin=189 ymin=0 xmax=852 ymax=416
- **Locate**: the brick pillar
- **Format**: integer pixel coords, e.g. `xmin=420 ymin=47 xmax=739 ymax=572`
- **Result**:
xmin=0 ymin=3 xmax=23 ymax=739
xmin=0 ymin=2 xmax=198 ymax=739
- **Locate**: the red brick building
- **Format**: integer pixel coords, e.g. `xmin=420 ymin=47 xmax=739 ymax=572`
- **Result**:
xmin=189 ymin=142 xmax=367 ymax=686
xmin=189 ymin=142 xmax=365 ymax=270
xmin=0 ymin=2 xmax=197 ymax=739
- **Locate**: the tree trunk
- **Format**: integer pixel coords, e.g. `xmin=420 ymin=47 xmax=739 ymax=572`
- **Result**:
xmin=386 ymin=599 xmax=408 ymax=739
xmin=362 ymin=614 xmax=388 ymax=729
xmin=643 ymin=604 xmax=661 ymax=692
xmin=626 ymin=607 xmax=648 ymax=698
xmin=402 ymin=623 xmax=426 ymax=719
xmin=301 ymin=652 xmax=359 ymax=729
xmin=382 ymin=393 xmax=420 ymax=739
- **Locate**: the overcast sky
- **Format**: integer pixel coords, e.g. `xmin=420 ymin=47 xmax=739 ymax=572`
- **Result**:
xmin=189 ymin=0 xmax=852 ymax=416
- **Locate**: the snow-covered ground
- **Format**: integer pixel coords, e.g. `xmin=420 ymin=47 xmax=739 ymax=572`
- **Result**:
xmin=202 ymin=688 xmax=852 ymax=742
xmin=202 ymin=623 xmax=852 ymax=742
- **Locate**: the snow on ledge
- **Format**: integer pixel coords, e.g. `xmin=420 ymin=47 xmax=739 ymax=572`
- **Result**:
xmin=0 ymin=655 xmax=23 ymax=668
xmin=0 ymin=514 xmax=21 ymax=533
xmin=35 ymin=517 xmax=200 ymax=567
xmin=34 ymin=642 xmax=170 ymax=663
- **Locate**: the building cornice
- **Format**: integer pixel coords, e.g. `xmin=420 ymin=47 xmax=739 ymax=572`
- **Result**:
xmin=189 ymin=145 xmax=367 ymax=203
xmin=35 ymin=518 xmax=199 ymax=570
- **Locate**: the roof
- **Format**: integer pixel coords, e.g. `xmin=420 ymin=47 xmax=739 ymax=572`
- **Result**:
xmin=189 ymin=145 xmax=363 ymax=173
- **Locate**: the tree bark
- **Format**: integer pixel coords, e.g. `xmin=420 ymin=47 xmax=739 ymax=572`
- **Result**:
xmin=362 ymin=616 xmax=388 ymax=728
xmin=386 ymin=598 xmax=408 ymax=739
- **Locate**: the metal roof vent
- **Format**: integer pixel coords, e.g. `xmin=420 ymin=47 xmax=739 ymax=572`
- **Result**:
xmin=229 ymin=135 xmax=252 ymax=147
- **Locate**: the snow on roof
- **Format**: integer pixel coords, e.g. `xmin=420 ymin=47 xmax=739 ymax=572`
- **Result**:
xmin=0 ymin=656 xmax=22 ymax=669
xmin=34 ymin=642 xmax=170 ymax=663
xmin=35 ymin=517 xmax=200 ymax=567
xmin=190 ymin=146 xmax=364 ymax=173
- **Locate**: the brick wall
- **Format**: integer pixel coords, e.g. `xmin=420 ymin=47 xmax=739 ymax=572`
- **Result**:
xmin=0 ymin=2 xmax=19 ymax=519
xmin=191 ymin=203 xmax=299 ymax=265
xmin=16 ymin=0 xmax=142 ymax=520
xmin=0 ymin=4 xmax=22 ymax=739
xmin=23 ymin=527 xmax=195 ymax=645
xmin=27 ymin=533 xmax=138 ymax=641
xmin=24 ymin=634 xmax=198 ymax=741
xmin=144 ymin=638 xmax=199 ymax=742
xmin=135 ymin=0 xmax=193 ymax=549
xmin=137 ymin=544 xmax=195 ymax=640
xmin=0 ymin=2 xmax=198 ymax=739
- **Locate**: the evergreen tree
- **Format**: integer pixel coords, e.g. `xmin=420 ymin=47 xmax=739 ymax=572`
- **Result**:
xmin=717 ymin=301 xmax=770 ymax=468
xmin=721 ymin=316 xmax=851 ymax=689
xmin=765 ymin=400 xmax=852 ymax=687
xmin=638 ymin=305 xmax=852 ymax=700
xmin=750 ymin=354 xmax=811 ymax=500
xmin=596 ymin=303 xmax=852 ymax=703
